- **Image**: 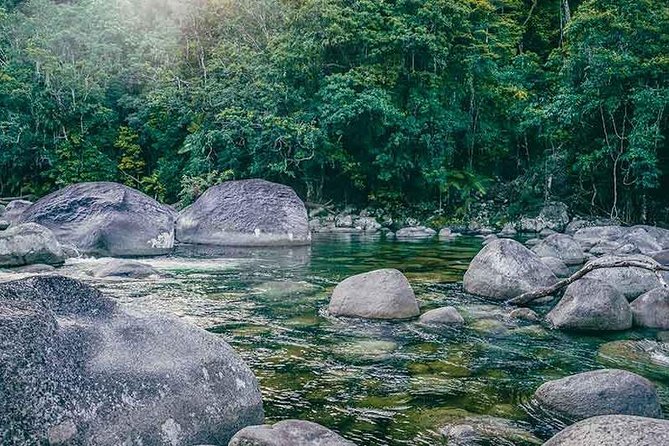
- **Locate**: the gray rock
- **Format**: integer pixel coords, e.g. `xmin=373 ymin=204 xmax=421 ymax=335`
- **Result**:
xmin=355 ymin=216 xmax=381 ymax=232
xmin=0 ymin=276 xmax=263 ymax=446
xmin=328 ymin=268 xmax=419 ymax=319
xmin=0 ymin=223 xmax=65 ymax=267
xmin=652 ymin=249 xmax=669 ymax=266
xmin=13 ymin=263 xmax=57 ymax=274
xmin=419 ymin=306 xmax=465 ymax=326
xmin=519 ymin=202 xmax=570 ymax=233
xmin=533 ymin=369 xmax=662 ymax=423
xmin=620 ymin=227 xmax=664 ymax=254
xmin=584 ymin=255 xmax=663 ymax=300
xmin=525 ymin=238 xmax=541 ymax=247
xmin=19 ymin=182 xmax=176 ymax=256
xmin=463 ymin=239 xmax=557 ymax=301
xmin=574 ymin=226 xmax=627 ymax=250
xmin=0 ymin=219 xmax=9 ymax=230
xmin=439 ymin=227 xmax=458 ymax=239
xmin=481 ymin=234 xmax=498 ymax=246
xmin=439 ymin=415 xmax=541 ymax=446
xmin=539 ymin=228 xmax=557 ymax=238
xmin=335 ymin=214 xmax=353 ymax=228
xmin=509 ymin=308 xmax=539 ymax=322
xmin=229 ymin=419 xmax=356 ymax=446
xmin=564 ymin=219 xmax=591 ymax=235
xmin=543 ymin=415 xmax=669 ymax=446
xmin=532 ymin=234 xmax=584 ymax=265
xmin=89 ymin=258 xmax=161 ymax=279
xmin=499 ymin=223 xmax=517 ymax=237
xmin=395 ymin=226 xmax=437 ymax=239
xmin=540 ymin=257 xmax=571 ymax=278
xmin=546 ymin=278 xmax=632 ymax=331
xmin=3 ymin=199 xmax=33 ymax=224
xmin=631 ymin=287 xmax=669 ymax=329
xmin=176 ymin=179 xmax=310 ymax=247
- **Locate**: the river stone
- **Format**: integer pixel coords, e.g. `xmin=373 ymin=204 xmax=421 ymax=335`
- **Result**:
xmin=3 ymin=199 xmax=33 ymax=224
xmin=0 ymin=223 xmax=65 ymax=267
xmin=533 ymin=369 xmax=662 ymax=423
xmin=18 ymin=182 xmax=176 ymax=256
xmin=0 ymin=275 xmax=263 ymax=445
xmin=395 ymin=226 xmax=437 ymax=239
xmin=532 ymin=234 xmax=584 ymax=265
xmin=583 ymin=255 xmax=663 ymax=300
xmin=328 ymin=268 xmax=419 ymax=319
xmin=509 ymin=308 xmax=539 ymax=322
xmin=519 ymin=202 xmax=570 ymax=233
xmin=228 ymin=420 xmax=356 ymax=446
xmin=543 ymin=415 xmax=669 ymax=446
xmin=0 ymin=219 xmax=9 ymax=230
xmin=619 ymin=227 xmax=664 ymax=255
xmin=463 ymin=239 xmax=557 ymax=301
xmin=439 ymin=415 xmax=541 ymax=446
xmin=89 ymin=258 xmax=161 ymax=279
xmin=540 ymin=257 xmax=571 ymax=278
xmin=419 ymin=306 xmax=465 ymax=326
xmin=598 ymin=340 xmax=669 ymax=381
xmin=631 ymin=287 xmax=669 ymax=329
xmin=574 ymin=225 xmax=627 ymax=250
xmin=176 ymin=179 xmax=310 ymax=247
xmin=546 ymin=278 xmax=632 ymax=331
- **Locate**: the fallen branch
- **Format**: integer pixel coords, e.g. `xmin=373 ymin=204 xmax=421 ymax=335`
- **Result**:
xmin=506 ymin=259 xmax=669 ymax=306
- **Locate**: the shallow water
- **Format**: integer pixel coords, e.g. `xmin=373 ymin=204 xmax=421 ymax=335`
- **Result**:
xmin=41 ymin=234 xmax=669 ymax=444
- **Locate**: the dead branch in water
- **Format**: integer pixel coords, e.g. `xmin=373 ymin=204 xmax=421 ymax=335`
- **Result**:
xmin=506 ymin=259 xmax=669 ymax=306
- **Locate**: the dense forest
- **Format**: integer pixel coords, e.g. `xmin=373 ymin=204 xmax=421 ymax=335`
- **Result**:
xmin=0 ymin=0 xmax=667 ymax=223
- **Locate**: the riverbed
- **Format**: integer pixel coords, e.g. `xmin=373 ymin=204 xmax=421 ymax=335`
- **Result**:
xmin=54 ymin=234 xmax=669 ymax=445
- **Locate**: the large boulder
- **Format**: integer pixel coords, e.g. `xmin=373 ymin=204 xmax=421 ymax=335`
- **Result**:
xmin=519 ymin=202 xmax=570 ymax=233
xmin=583 ymin=255 xmax=664 ymax=300
xmin=176 ymin=179 xmax=310 ymax=247
xmin=533 ymin=369 xmax=662 ymax=423
xmin=463 ymin=239 xmax=558 ymax=301
xmin=631 ymin=287 xmax=669 ymax=329
xmin=540 ymin=257 xmax=571 ymax=278
xmin=0 ymin=276 xmax=263 ymax=445
xmin=3 ymin=199 xmax=33 ymax=224
xmin=228 ymin=420 xmax=356 ymax=446
xmin=532 ymin=234 xmax=584 ymax=265
xmin=546 ymin=278 xmax=632 ymax=331
xmin=328 ymin=268 xmax=420 ymax=319
xmin=18 ymin=182 xmax=176 ymax=256
xmin=0 ymin=223 xmax=65 ymax=267
xmin=543 ymin=415 xmax=669 ymax=446
xmin=574 ymin=226 xmax=627 ymax=250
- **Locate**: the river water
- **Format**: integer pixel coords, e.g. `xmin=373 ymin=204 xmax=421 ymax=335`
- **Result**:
xmin=59 ymin=234 xmax=669 ymax=445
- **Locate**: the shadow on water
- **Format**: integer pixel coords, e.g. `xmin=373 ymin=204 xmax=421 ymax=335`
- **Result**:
xmin=62 ymin=234 xmax=668 ymax=445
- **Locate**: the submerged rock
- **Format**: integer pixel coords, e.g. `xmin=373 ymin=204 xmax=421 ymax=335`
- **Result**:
xmin=0 ymin=223 xmax=65 ymax=267
xmin=176 ymin=179 xmax=310 ymax=247
xmin=439 ymin=415 xmax=541 ymax=446
xmin=631 ymin=287 xmax=669 ymax=329
xmin=0 ymin=276 xmax=264 ymax=445
xmin=532 ymin=234 xmax=584 ymax=265
xmin=328 ymin=268 xmax=419 ymax=319
xmin=598 ymin=340 xmax=669 ymax=380
xmin=546 ymin=278 xmax=632 ymax=331
xmin=419 ymin=306 xmax=465 ymax=327
xmin=89 ymin=258 xmax=161 ymax=279
xmin=543 ymin=415 xmax=669 ymax=446
xmin=18 ymin=182 xmax=176 ymax=257
xmin=395 ymin=226 xmax=437 ymax=239
xmin=509 ymin=308 xmax=539 ymax=322
xmin=463 ymin=239 xmax=557 ymax=301
xmin=228 ymin=420 xmax=356 ymax=446
xmin=533 ymin=369 xmax=662 ymax=423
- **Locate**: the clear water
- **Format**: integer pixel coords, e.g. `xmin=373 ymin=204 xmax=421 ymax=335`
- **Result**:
xmin=56 ymin=234 xmax=669 ymax=445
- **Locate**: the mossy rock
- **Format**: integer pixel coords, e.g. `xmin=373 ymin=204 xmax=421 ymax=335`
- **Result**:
xmin=408 ymin=360 xmax=471 ymax=378
xmin=598 ymin=340 xmax=669 ymax=380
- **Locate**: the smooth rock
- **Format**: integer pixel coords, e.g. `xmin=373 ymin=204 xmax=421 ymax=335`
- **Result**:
xmin=0 ymin=276 xmax=264 ymax=445
xmin=509 ymin=308 xmax=539 ymax=322
xmin=584 ymin=255 xmax=664 ymax=300
xmin=463 ymin=239 xmax=557 ymax=301
xmin=419 ymin=306 xmax=465 ymax=327
xmin=176 ymin=179 xmax=309 ymax=247
xmin=532 ymin=234 xmax=584 ymax=265
xmin=3 ymin=199 xmax=33 ymax=224
xmin=0 ymin=219 xmax=9 ymax=230
xmin=574 ymin=226 xmax=627 ymax=250
xmin=395 ymin=226 xmax=437 ymax=239
xmin=89 ymin=258 xmax=161 ymax=279
xmin=540 ymin=257 xmax=571 ymax=278
xmin=228 ymin=420 xmax=356 ymax=446
xmin=0 ymin=223 xmax=65 ymax=267
xmin=19 ymin=182 xmax=176 ymax=256
xmin=533 ymin=369 xmax=662 ymax=422
xmin=13 ymin=263 xmax=57 ymax=273
xmin=631 ymin=287 xmax=669 ymax=329
xmin=546 ymin=278 xmax=632 ymax=331
xmin=328 ymin=268 xmax=419 ymax=319
xmin=499 ymin=223 xmax=517 ymax=237
xmin=543 ymin=415 xmax=669 ymax=446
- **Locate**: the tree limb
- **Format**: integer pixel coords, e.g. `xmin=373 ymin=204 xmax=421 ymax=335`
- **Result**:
xmin=506 ymin=259 xmax=669 ymax=306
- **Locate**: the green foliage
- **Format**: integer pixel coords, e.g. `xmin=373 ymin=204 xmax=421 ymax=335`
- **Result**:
xmin=0 ymin=0 xmax=667 ymax=224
